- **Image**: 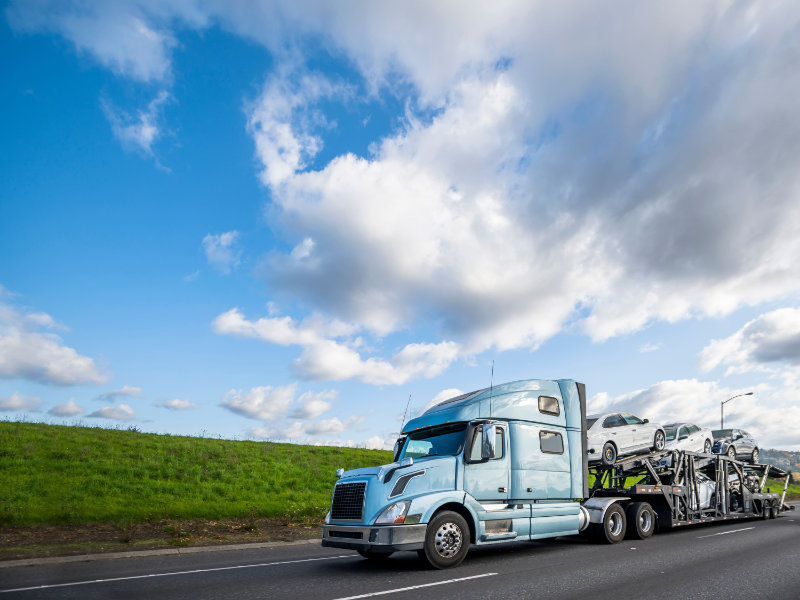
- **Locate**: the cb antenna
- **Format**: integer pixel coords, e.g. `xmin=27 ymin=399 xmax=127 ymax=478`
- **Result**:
xmin=400 ymin=394 xmax=412 ymax=432
xmin=489 ymin=360 xmax=495 ymax=417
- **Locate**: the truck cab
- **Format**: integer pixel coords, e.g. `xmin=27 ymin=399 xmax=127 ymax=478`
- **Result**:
xmin=321 ymin=379 xmax=589 ymax=568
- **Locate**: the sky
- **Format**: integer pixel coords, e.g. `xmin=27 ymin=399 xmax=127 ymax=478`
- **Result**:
xmin=2 ymin=1 xmax=800 ymax=451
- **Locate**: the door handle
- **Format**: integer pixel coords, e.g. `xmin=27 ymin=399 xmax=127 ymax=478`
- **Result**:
xmin=498 ymin=487 xmax=507 ymax=493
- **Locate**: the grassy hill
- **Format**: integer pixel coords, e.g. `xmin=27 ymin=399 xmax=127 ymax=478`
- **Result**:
xmin=0 ymin=421 xmax=392 ymax=527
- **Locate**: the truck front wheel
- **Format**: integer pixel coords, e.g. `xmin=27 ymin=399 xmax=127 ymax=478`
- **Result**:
xmin=590 ymin=503 xmax=627 ymax=544
xmin=418 ymin=511 xmax=470 ymax=569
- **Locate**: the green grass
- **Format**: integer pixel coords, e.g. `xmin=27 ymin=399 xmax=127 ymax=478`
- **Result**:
xmin=0 ymin=421 xmax=392 ymax=527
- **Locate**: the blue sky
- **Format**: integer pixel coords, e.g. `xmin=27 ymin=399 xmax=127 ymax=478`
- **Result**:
xmin=2 ymin=2 xmax=800 ymax=450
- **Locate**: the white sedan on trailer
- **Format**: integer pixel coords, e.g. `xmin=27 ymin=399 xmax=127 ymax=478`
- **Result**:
xmin=663 ymin=422 xmax=714 ymax=454
xmin=587 ymin=412 xmax=667 ymax=465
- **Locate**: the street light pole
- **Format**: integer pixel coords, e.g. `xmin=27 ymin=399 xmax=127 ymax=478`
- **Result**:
xmin=720 ymin=392 xmax=753 ymax=429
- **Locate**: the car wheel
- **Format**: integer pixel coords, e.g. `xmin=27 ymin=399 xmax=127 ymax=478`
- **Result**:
xmin=357 ymin=550 xmax=394 ymax=560
xmin=624 ymin=502 xmax=655 ymax=540
xmin=727 ymin=446 xmax=736 ymax=460
xmin=418 ymin=510 xmax=470 ymax=569
xmin=601 ymin=442 xmax=617 ymax=466
xmin=750 ymin=448 xmax=759 ymax=464
xmin=729 ymin=492 xmax=741 ymax=512
xmin=704 ymin=439 xmax=712 ymax=454
xmin=652 ymin=430 xmax=666 ymax=451
xmin=589 ymin=503 xmax=627 ymax=544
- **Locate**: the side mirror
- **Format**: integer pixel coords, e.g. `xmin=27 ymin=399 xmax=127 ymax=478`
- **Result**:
xmin=643 ymin=419 xmax=649 ymax=424
xmin=399 ymin=457 xmax=413 ymax=468
xmin=481 ymin=424 xmax=496 ymax=460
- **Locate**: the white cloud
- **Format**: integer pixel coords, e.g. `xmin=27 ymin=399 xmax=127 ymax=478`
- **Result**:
xmin=639 ymin=343 xmax=661 ymax=354
xmin=101 ymin=90 xmax=170 ymax=156
xmin=88 ymin=403 xmax=135 ymax=421
xmin=700 ymin=307 xmax=800 ymax=376
xmin=248 ymin=415 xmax=365 ymax=441
xmin=202 ymin=231 xmax=242 ymax=274
xmin=289 ymin=390 xmax=334 ymax=419
xmin=0 ymin=392 xmax=42 ymax=412
xmin=6 ymin=1 xmax=179 ymax=82
xmin=49 ymin=398 xmax=84 ymax=416
xmin=0 ymin=301 xmax=108 ymax=386
xmin=159 ymin=398 xmax=197 ymax=411
xmin=95 ymin=385 xmax=142 ymax=403
xmin=221 ymin=384 xmax=296 ymax=421
xmin=214 ymin=307 xmax=460 ymax=385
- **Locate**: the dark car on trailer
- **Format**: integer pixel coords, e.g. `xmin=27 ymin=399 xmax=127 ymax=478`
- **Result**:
xmin=712 ymin=428 xmax=759 ymax=463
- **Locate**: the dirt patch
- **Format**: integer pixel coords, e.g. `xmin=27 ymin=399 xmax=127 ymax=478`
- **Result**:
xmin=0 ymin=518 xmax=322 ymax=561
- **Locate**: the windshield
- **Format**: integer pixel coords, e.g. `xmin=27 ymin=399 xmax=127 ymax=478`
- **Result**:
xmin=400 ymin=422 xmax=467 ymax=460
xmin=713 ymin=429 xmax=733 ymax=439
xmin=664 ymin=427 xmax=677 ymax=441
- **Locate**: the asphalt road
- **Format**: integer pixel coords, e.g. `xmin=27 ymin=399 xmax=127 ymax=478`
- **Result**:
xmin=2 ymin=514 xmax=799 ymax=600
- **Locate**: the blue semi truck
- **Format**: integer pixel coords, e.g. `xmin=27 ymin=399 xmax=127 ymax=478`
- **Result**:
xmin=321 ymin=379 xmax=792 ymax=569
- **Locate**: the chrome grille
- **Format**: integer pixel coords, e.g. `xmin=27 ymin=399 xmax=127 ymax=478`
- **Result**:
xmin=331 ymin=481 xmax=366 ymax=520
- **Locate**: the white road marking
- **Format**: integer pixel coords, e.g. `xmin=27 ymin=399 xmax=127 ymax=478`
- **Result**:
xmin=0 ymin=555 xmax=353 ymax=594
xmin=331 ymin=573 xmax=498 ymax=599
xmin=697 ymin=526 xmax=755 ymax=539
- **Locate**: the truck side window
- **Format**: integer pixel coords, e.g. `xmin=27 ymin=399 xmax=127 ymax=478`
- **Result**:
xmin=468 ymin=426 xmax=504 ymax=461
xmin=540 ymin=430 xmax=564 ymax=454
xmin=538 ymin=395 xmax=560 ymax=416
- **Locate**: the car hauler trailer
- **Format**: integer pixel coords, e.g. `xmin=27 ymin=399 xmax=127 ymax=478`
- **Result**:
xmin=321 ymin=379 xmax=793 ymax=568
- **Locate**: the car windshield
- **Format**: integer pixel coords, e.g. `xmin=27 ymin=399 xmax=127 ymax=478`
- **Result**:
xmin=586 ymin=418 xmax=598 ymax=429
xmin=399 ymin=422 xmax=467 ymax=460
xmin=664 ymin=427 xmax=677 ymax=441
xmin=713 ymin=429 xmax=733 ymax=439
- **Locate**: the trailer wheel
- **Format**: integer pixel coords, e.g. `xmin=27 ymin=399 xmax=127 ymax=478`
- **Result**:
xmin=770 ymin=505 xmax=779 ymax=519
xmin=652 ymin=430 xmax=666 ymax=451
xmin=601 ymin=442 xmax=617 ymax=466
xmin=624 ymin=502 xmax=655 ymax=540
xmin=418 ymin=511 xmax=470 ymax=569
xmin=590 ymin=503 xmax=626 ymax=543
xmin=357 ymin=550 xmax=394 ymax=560
xmin=761 ymin=502 xmax=771 ymax=519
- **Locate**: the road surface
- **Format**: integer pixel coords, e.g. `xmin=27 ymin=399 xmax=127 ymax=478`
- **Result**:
xmin=2 ymin=514 xmax=798 ymax=599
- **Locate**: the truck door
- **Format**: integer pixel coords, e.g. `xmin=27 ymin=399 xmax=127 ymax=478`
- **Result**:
xmin=463 ymin=424 xmax=509 ymax=502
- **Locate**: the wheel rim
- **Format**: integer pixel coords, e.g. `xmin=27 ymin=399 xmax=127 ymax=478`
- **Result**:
xmin=608 ymin=512 xmax=623 ymax=536
xmin=639 ymin=509 xmax=653 ymax=533
xmin=433 ymin=522 xmax=463 ymax=558
xmin=728 ymin=447 xmax=736 ymax=458
xmin=656 ymin=432 xmax=665 ymax=450
xmin=604 ymin=446 xmax=614 ymax=462
xmin=753 ymin=450 xmax=759 ymax=463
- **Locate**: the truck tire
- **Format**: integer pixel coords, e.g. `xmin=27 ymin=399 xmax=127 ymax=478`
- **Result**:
xmin=418 ymin=511 xmax=470 ymax=569
xmin=761 ymin=502 xmax=771 ymax=519
xmin=624 ymin=502 xmax=655 ymax=539
xmin=770 ymin=505 xmax=779 ymax=519
xmin=589 ymin=503 xmax=626 ymax=544
xmin=652 ymin=430 xmax=666 ymax=451
xmin=601 ymin=442 xmax=617 ymax=466
xmin=357 ymin=550 xmax=394 ymax=560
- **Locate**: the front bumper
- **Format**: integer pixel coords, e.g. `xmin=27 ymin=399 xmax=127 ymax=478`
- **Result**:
xmin=321 ymin=524 xmax=427 ymax=552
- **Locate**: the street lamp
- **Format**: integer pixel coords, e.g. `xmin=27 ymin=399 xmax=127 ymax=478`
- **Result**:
xmin=720 ymin=392 xmax=753 ymax=429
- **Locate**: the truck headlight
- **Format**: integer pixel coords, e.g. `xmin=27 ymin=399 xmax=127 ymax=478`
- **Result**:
xmin=375 ymin=501 xmax=410 ymax=524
